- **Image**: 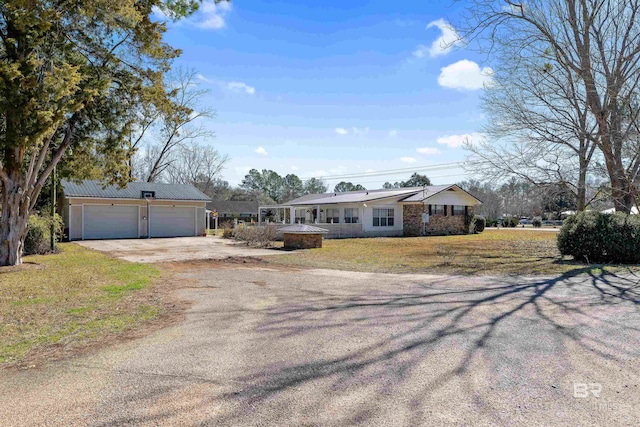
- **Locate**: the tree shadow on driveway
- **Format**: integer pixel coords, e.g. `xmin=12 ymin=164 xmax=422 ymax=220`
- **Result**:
xmin=212 ymin=268 xmax=640 ymax=425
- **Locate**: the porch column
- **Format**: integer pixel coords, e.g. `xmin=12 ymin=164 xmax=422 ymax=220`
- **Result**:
xmin=316 ymin=205 xmax=320 ymax=224
xmin=290 ymin=207 xmax=295 ymax=224
xmin=258 ymin=207 xmax=261 ymax=226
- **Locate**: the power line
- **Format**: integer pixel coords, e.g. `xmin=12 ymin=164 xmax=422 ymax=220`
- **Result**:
xmin=299 ymin=161 xmax=464 ymax=180
xmin=324 ymin=172 xmax=470 ymax=186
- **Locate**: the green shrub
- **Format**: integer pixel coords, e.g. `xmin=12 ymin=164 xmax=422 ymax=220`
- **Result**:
xmin=502 ymin=216 xmax=519 ymax=227
xmin=473 ymin=216 xmax=485 ymax=233
xmin=486 ymin=219 xmax=499 ymax=227
xmin=24 ymin=213 xmax=64 ymax=256
xmin=532 ymin=217 xmax=542 ymax=228
xmin=557 ymin=211 xmax=640 ymax=263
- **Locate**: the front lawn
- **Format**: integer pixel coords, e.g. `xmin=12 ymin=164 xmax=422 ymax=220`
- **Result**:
xmin=268 ymin=229 xmax=634 ymax=276
xmin=0 ymin=244 xmax=170 ymax=367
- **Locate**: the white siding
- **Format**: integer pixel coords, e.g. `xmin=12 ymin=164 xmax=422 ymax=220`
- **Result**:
xmin=363 ymin=202 xmax=403 ymax=234
xmin=424 ymin=189 xmax=478 ymax=206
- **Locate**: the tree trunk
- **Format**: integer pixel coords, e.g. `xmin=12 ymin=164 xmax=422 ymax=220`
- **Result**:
xmin=0 ymin=178 xmax=30 ymax=266
xmin=576 ymin=166 xmax=586 ymax=211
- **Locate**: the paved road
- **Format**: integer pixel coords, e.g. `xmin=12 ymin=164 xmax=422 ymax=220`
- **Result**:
xmin=2 ymin=266 xmax=639 ymax=426
xmin=76 ymin=236 xmax=288 ymax=263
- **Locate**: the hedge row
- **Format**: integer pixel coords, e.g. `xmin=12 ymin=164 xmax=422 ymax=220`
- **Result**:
xmin=557 ymin=211 xmax=640 ymax=263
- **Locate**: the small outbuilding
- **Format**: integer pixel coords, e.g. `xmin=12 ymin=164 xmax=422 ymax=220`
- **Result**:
xmin=281 ymin=224 xmax=329 ymax=249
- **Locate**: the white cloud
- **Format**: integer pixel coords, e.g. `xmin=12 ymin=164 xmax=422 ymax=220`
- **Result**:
xmin=416 ymin=147 xmax=441 ymax=155
xmin=196 ymin=73 xmax=210 ymax=83
xmin=388 ymin=129 xmax=398 ymax=137
xmin=352 ymin=127 xmax=370 ymax=136
xmin=195 ymin=1 xmax=232 ymax=30
xmin=425 ymin=19 xmax=463 ymax=57
xmin=291 ymin=165 xmax=299 ymax=171
xmin=254 ymin=146 xmax=268 ymax=156
xmin=412 ymin=44 xmax=429 ymax=58
xmin=365 ymin=169 xmax=375 ymax=173
xmin=438 ymin=60 xmax=494 ymax=90
xmin=335 ymin=127 xmax=369 ymax=136
xmin=436 ymin=132 xmax=487 ymax=149
xmin=400 ymin=157 xmax=418 ymax=163
xmin=227 ymin=81 xmax=255 ymax=95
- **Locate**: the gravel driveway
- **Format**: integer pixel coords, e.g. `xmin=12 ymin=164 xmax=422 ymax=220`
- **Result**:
xmin=75 ymin=236 xmax=287 ymax=263
xmin=2 ymin=265 xmax=639 ymax=426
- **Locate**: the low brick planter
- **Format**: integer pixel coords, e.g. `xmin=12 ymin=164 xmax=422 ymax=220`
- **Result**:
xmin=284 ymin=233 xmax=323 ymax=249
xmin=280 ymin=224 xmax=329 ymax=250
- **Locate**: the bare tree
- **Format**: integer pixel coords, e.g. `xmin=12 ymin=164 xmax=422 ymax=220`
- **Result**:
xmin=134 ymin=68 xmax=215 ymax=183
xmin=165 ymin=141 xmax=229 ymax=194
xmin=466 ymin=59 xmax=600 ymax=210
xmin=459 ymin=0 xmax=640 ymax=212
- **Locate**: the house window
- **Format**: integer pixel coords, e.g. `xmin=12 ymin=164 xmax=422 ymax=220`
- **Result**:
xmin=373 ymin=208 xmax=394 ymax=227
xmin=344 ymin=208 xmax=359 ymax=224
xmin=325 ymin=208 xmax=340 ymax=224
xmin=452 ymin=205 xmax=466 ymax=216
xmin=295 ymin=209 xmax=306 ymax=224
xmin=432 ymin=205 xmax=445 ymax=216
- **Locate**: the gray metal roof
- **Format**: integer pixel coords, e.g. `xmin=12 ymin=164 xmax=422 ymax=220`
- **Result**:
xmin=279 ymin=224 xmax=329 ymax=234
xmin=286 ymin=187 xmax=424 ymax=206
xmin=62 ymin=180 xmax=210 ymax=201
xmin=207 ymin=200 xmax=259 ymax=214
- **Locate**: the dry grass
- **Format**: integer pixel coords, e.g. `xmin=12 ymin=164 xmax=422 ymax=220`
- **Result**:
xmin=0 ymin=243 xmax=170 ymax=367
xmin=268 ymin=230 xmax=636 ymax=276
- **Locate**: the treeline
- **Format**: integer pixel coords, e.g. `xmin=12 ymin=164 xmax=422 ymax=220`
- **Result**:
xmin=458 ymin=179 xmax=603 ymax=221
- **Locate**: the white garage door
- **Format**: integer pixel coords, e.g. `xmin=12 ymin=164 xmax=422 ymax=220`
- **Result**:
xmin=150 ymin=206 xmax=196 ymax=238
xmin=84 ymin=205 xmax=138 ymax=240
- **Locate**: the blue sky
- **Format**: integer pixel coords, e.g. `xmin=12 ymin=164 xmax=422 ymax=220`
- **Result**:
xmin=158 ymin=0 xmax=493 ymax=189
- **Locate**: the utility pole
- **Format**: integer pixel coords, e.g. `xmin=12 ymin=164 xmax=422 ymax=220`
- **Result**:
xmin=50 ymin=166 xmax=56 ymax=251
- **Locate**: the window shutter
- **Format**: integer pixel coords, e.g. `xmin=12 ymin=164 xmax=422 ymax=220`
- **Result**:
xmin=444 ymin=205 xmax=447 ymax=216
xmin=451 ymin=205 xmax=455 ymax=216
xmin=428 ymin=204 xmax=432 ymax=215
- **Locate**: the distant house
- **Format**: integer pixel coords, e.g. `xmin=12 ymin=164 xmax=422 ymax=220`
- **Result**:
xmin=259 ymin=185 xmax=482 ymax=238
xmin=61 ymin=180 xmax=210 ymax=240
xmin=207 ymin=200 xmax=259 ymax=222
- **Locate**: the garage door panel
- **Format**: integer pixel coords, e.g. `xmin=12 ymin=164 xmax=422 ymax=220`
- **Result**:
xmin=84 ymin=205 xmax=138 ymax=240
xmin=150 ymin=206 xmax=195 ymax=238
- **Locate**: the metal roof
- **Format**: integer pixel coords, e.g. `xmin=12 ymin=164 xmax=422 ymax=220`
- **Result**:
xmin=207 ymin=200 xmax=259 ymax=213
xmin=286 ymin=187 xmax=424 ymax=206
xmin=61 ymin=180 xmax=211 ymax=201
xmin=279 ymin=224 xmax=329 ymax=234
xmin=399 ymin=184 xmax=483 ymax=204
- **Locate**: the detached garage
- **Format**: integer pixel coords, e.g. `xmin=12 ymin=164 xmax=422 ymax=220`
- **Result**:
xmin=61 ymin=180 xmax=210 ymax=241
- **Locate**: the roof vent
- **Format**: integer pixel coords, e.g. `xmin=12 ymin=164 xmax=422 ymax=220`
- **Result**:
xmin=366 ymin=191 xmax=369 ymax=195
xmin=141 ymin=190 xmax=156 ymax=199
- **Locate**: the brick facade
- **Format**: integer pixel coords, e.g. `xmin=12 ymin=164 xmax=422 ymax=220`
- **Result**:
xmin=402 ymin=204 xmax=474 ymax=236
xmin=403 ymin=204 xmax=426 ymax=237
xmin=284 ymin=233 xmax=324 ymax=249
